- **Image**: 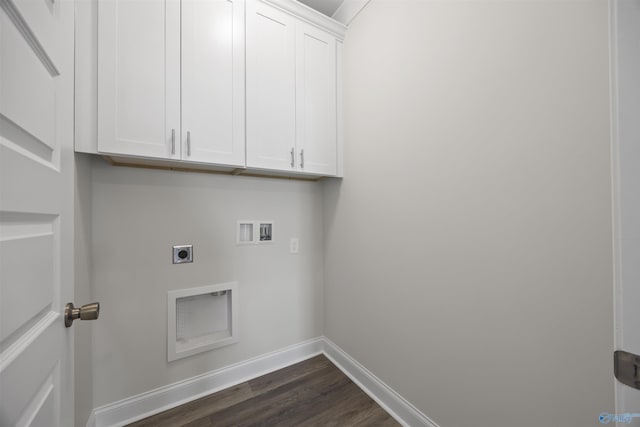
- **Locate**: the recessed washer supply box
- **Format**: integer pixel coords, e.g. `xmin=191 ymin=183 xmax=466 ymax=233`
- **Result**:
xmin=237 ymin=221 xmax=274 ymax=244
xmin=167 ymin=282 xmax=238 ymax=362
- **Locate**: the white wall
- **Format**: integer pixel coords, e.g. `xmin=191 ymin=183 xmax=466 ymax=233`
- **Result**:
xmin=323 ymin=1 xmax=614 ymax=427
xmin=90 ymin=159 xmax=324 ymax=406
xmin=612 ymin=0 xmax=640 ymax=418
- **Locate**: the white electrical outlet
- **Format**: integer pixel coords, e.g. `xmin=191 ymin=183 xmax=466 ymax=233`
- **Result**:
xmin=290 ymin=238 xmax=299 ymax=254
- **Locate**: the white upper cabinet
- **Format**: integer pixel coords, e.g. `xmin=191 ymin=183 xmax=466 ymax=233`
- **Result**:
xmin=181 ymin=0 xmax=245 ymax=165
xmin=91 ymin=0 xmax=344 ymax=176
xmin=296 ymin=22 xmax=337 ymax=176
xmin=246 ymin=1 xmax=297 ymax=172
xmin=97 ymin=0 xmax=181 ymax=159
xmin=98 ymin=0 xmax=245 ymax=167
xmin=246 ymin=0 xmax=340 ymax=176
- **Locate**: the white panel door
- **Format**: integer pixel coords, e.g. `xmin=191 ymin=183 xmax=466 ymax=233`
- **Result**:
xmin=97 ymin=0 xmax=181 ymax=160
xmin=246 ymin=0 xmax=296 ymax=171
xmin=296 ymin=22 xmax=337 ymax=176
xmin=0 ymin=0 xmax=74 ymax=425
xmin=613 ymin=0 xmax=640 ymax=424
xmin=182 ymin=0 xmax=245 ymax=167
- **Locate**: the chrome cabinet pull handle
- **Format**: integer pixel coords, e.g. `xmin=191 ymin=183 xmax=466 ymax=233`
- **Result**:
xmin=187 ymin=131 xmax=191 ymax=156
xmin=290 ymin=148 xmax=294 ymax=168
xmin=171 ymin=129 xmax=175 ymax=154
xmin=300 ymin=149 xmax=304 ymax=169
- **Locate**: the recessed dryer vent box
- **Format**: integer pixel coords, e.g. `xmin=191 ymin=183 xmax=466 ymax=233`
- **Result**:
xmin=167 ymin=282 xmax=238 ymax=362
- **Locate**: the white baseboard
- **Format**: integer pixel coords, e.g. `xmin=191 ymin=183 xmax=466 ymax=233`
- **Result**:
xmin=322 ymin=337 xmax=439 ymax=427
xmin=84 ymin=411 xmax=95 ymax=427
xmin=91 ymin=338 xmax=323 ymax=427
xmin=88 ymin=336 xmax=439 ymax=427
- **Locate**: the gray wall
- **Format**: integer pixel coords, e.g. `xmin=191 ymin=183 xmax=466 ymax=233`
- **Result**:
xmin=612 ymin=0 xmax=640 ymax=416
xmin=90 ymin=159 xmax=324 ymax=406
xmin=74 ymin=154 xmax=94 ymax=426
xmin=74 ymin=0 xmax=97 ymax=420
xmin=323 ymin=1 xmax=614 ymax=427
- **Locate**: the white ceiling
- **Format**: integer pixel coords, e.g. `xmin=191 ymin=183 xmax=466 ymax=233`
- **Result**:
xmin=297 ymin=0 xmax=345 ymax=17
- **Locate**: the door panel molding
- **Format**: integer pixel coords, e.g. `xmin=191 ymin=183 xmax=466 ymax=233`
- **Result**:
xmin=0 ymin=0 xmax=59 ymax=76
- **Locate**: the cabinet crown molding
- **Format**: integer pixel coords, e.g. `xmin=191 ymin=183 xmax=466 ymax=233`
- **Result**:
xmin=261 ymin=0 xmax=347 ymax=39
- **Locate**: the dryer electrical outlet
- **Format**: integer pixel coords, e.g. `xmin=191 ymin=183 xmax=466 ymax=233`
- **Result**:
xmin=173 ymin=245 xmax=193 ymax=264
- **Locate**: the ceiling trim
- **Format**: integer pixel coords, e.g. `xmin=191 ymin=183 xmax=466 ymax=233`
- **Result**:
xmin=332 ymin=0 xmax=372 ymax=26
xmin=262 ymin=0 xmax=347 ymax=39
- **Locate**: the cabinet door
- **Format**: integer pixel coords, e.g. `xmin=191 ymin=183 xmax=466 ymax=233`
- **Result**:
xmin=97 ymin=0 xmax=180 ymax=159
xmin=246 ymin=0 xmax=296 ymax=171
xmin=296 ymin=23 xmax=337 ymax=176
xmin=181 ymin=0 xmax=245 ymax=166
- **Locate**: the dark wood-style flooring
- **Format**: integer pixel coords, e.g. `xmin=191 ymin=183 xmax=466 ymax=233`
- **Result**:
xmin=128 ymin=355 xmax=400 ymax=427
